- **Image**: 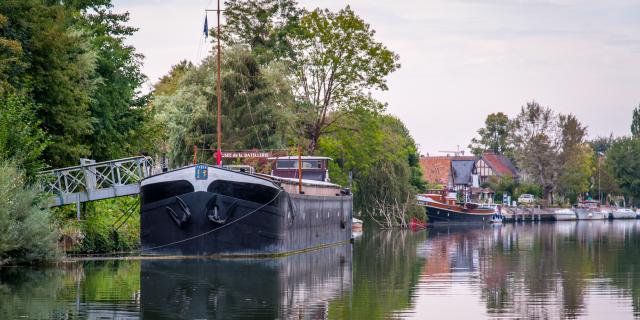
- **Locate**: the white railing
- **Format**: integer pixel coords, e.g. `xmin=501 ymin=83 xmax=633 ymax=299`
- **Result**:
xmin=38 ymin=156 xmax=157 ymax=207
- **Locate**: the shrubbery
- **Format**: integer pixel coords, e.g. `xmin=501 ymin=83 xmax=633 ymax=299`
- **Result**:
xmin=53 ymin=197 xmax=140 ymax=254
xmin=0 ymin=161 xmax=59 ymax=265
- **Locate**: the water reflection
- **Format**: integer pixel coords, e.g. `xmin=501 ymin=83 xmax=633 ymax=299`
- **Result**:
xmin=403 ymin=221 xmax=640 ymax=319
xmin=4 ymin=221 xmax=640 ymax=319
xmin=141 ymin=244 xmax=352 ymax=319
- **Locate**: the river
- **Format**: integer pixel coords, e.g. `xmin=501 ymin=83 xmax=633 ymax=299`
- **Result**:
xmin=2 ymin=220 xmax=640 ymax=319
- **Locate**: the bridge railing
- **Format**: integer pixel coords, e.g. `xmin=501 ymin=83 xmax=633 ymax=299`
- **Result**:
xmin=38 ymin=156 xmax=156 ymax=207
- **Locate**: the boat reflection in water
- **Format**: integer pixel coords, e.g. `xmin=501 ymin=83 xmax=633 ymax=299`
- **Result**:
xmin=140 ymin=243 xmax=352 ymax=319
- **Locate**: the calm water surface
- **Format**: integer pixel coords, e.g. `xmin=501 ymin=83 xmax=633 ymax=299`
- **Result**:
xmin=3 ymin=221 xmax=640 ymax=319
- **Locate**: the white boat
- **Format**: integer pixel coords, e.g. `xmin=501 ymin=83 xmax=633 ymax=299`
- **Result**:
xmin=611 ymin=208 xmax=636 ymax=219
xmin=553 ymin=208 xmax=577 ymax=221
xmin=575 ymin=200 xmax=607 ymax=220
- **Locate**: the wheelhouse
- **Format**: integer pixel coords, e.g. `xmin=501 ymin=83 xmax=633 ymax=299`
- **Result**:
xmin=269 ymin=156 xmax=332 ymax=182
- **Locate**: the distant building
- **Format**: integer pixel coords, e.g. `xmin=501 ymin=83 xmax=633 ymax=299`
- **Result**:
xmin=475 ymin=152 xmax=518 ymax=184
xmin=420 ymin=152 xmax=519 ymax=203
xmin=419 ymin=155 xmax=476 ymax=189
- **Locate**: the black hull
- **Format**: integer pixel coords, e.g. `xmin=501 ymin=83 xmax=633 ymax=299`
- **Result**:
xmin=425 ymin=205 xmax=495 ymax=224
xmin=140 ymin=190 xmax=352 ymax=256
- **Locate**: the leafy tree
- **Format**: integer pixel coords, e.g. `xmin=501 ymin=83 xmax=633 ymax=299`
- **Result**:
xmin=589 ymin=134 xmax=616 ymax=154
xmin=511 ymin=101 xmax=589 ymax=203
xmin=80 ymin=5 xmax=149 ymax=161
xmin=318 ymin=111 xmax=425 ymax=225
xmin=511 ymin=101 xmax=559 ymax=200
xmin=154 ymin=46 xmax=297 ymax=166
xmin=0 ymin=94 xmax=48 ymax=175
xmin=221 ymin=0 xmax=302 ymax=63
xmin=0 ymin=13 xmax=25 ymax=97
xmin=154 ymin=60 xmax=194 ymax=96
xmin=0 ymin=0 xmax=97 ymax=167
xmin=606 ymin=137 xmax=640 ymax=206
xmin=290 ymin=6 xmax=400 ymax=152
xmin=632 ymin=104 xmax=640 ymax=138
xmin=469 ymin=112 xmax=511 ymax=156
xmin=557 ymin=144 xmax=594 ymax=203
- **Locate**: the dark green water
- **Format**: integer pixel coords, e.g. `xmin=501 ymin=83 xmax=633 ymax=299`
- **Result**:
xmin=3 ymin=221 xmax=640 ymax=319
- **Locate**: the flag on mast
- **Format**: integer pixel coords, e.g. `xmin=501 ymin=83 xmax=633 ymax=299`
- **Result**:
xmin=203 ymin=15 xmax=208 ymax=38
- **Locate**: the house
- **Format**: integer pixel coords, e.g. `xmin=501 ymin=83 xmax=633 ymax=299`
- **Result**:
xmin=475 ymin=152 xmax=518 ymax=185
xmin=420 ymin=152 xmax=518 ymax=203
xmin=419 ymin=155 xmax=476 ymax=189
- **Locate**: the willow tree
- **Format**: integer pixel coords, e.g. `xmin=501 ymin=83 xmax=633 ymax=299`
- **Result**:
xmin=290 ymin=6 xmax=400 ymax=152
xmin=153 ymin=47 xmax=297 ymax=166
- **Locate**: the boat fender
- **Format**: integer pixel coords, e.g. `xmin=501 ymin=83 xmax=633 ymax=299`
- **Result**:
xmin=206 ymin=195 xmax=237 ymax=224
xmin=166 ymin=196 xmax=192 ymax=227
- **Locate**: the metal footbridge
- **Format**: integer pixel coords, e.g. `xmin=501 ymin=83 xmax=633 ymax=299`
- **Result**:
xmin=38 ymin=156 xmax=157 ymax=208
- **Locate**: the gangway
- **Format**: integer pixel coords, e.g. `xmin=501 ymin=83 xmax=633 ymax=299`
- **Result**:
xmin=38 ymin=156 xmax=157 ymax=208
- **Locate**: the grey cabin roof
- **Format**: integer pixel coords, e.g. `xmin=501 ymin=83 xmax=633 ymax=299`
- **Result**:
xmin=451 ymin=160 xmax=476 ymax=185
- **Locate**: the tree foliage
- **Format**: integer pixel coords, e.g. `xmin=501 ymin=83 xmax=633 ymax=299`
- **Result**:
xmin=154 ymin=46 xmax=297 ymax=166
xmin=632 ymin=104 xmax=640 ymax=138
xmin=510 ymin=101 xmax=590 ymax=203
xmin=291 ymin=6 xmax=400 ymax=151
xmin=0 ymin=0 xmax=154 ymax=167
xmin=469 ymin=112 xmax=511 ymax=156
xmin=318 ymin=112 xmax=425 ymax=225
xmin=606 ymin=137 xmax=640 ymax=206
xmin=221 ymin=0 xmax=302 ymax=63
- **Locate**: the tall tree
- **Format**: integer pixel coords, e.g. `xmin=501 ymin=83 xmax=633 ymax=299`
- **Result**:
xmin=511 ymin=101 xmax=559 ymax=200
xmin=221 ymin=0 xmax=302 ymax=63
xmin=632 ymin=104 xmax=640 ymax=138
xmin=511 ymin=101 xmax=590 ymax=202
xmin=606 ymin=137 xmax=640 ymax=206
xmin=469 ymin=112 xmax=511 ymax=156
xmin=154 ymin=47 xmax=296 ymax=166
xmin=290 ymin=6 xmax=400 ymax=152
xmin=80 ymin=5 xmax=149 ymax=161
xmin=0 ymin=0 xmax=97 ymax=167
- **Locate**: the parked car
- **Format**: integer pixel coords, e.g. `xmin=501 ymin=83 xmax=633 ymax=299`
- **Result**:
xmin=518 ymin=194 xmax=535 ymax=204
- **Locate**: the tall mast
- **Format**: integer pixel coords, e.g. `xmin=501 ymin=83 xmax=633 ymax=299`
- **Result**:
xmin=215 ymin=0 xmax=222 ymax=166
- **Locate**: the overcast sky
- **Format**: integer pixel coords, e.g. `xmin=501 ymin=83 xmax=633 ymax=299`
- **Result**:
xmin=113 ymin=0 xmax=640 ymax=155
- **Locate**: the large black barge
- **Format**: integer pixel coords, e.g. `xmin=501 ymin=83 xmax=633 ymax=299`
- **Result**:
xmin=140 ymin=160 xmax=352 ymax=256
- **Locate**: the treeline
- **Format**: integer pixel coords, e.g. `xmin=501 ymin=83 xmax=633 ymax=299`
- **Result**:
xmin=469 ymin=102 xmax=640 ymax=206
xmin=0 ymin=0 xmax=425 ymax=265
xmin=0 ymin=0 xmax=158 ymax=263
xmin=152 ymin=0 xmax=425 ymax=226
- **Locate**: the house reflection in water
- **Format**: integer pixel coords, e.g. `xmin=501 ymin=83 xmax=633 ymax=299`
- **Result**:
xmin=412 ymin=222 xmax=640 ymax=319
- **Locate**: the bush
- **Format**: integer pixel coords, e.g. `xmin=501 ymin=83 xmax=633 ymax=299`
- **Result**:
xmin=53 ymin=197 xmax=140 ymax=254
xmin=0 ymin=161 xmax=59 ymax=265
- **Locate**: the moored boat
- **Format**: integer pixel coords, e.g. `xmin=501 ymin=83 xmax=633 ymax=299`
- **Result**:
xmin=140 ymin=159 xmax=352 ymax=256
xmin=611 ymin=207 xmax=636 ymax=219
xmin=575 ymin=200 xmax=607 ymax=220
xmin=553 ymin=208 xmax=577 ymax=221
xmin=416 ymin=191 xmax=498 ymax=224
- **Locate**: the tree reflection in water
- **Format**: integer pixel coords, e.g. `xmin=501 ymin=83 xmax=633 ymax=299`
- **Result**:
xmin=4 ymin=222 xmax=640 ymax=319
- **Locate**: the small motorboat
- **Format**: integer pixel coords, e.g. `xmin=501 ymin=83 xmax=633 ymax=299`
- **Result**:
xmin=611 ymin=208 xmax=636 ymax=219
xmin=575 ymin=200 xmax=607 ymax=220
xmin=553 ymin=208 xmax=577 ymax=221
